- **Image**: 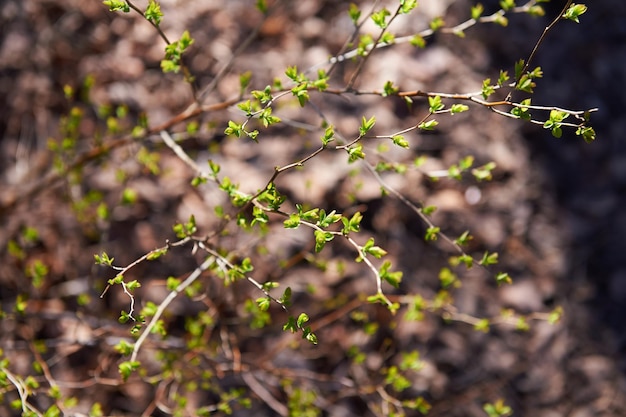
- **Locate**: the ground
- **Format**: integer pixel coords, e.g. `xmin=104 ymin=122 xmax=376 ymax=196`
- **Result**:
xmin=1 ymin=1 xmax=625 ymax=416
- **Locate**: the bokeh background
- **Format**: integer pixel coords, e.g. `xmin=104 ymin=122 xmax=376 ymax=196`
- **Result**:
xmin=1 ymin=0 xmax=625 ymax=415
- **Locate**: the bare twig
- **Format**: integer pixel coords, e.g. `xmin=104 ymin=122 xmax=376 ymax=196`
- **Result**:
xmin=196 ymin=0 xmax=286 ymax=103
xmin=345 ymin=4 xmax=404 ymax=91
xmin=130 ymin=256 xmax=215 ymax=362
xmin=241 ymin=372 xmax=289 ymax=416
xmin=1 ymin=367 xmax=43 ymax=416
xmin=507 ymin=0 xmax=574 ymax=101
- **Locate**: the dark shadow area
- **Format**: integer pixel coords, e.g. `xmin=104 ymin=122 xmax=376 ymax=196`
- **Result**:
xmin=480 ymin=0 xmax=626 ymax=367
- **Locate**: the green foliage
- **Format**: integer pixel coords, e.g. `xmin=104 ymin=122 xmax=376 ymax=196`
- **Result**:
xmin=144 ymin=1 xmax=163 ymax=25
xmin=563 ymin=3 xmax=587 ymax=23
xmin=118 ymin=361 xmax=141 ymax=382
xmin=2 ymin=1 xmax=597 ymax=415
xmin=26 ymin=260 xmax=48 ymax=288
xmin=428 ymin=95 xmax=445 ymax=112
xmin=481 ymin=78 xmax=495 ymax=99
xmin=371 ymin=8 xmax=391 ymax=29
xmin=379 ymin=261 xmax=403 ymax=288
xmin=418 ymin=119 xmax=438 ymax=130
xmin=429 ymin=16 xmax=445 ymax=32
xmin=342 ymin=211 xmax=363 ymax=234
xmin=161 ymin=30 xmax=194 ymax=73
xmin=348 ymin=4 xmax=361 ymax=24
xmin=544 ymin=109 xmax=569 ymax=138
xmin=283 ymin=313 xmax=318 ymax=344
xmin=359 ymin=115 xmax=376 ymax=136
xmin=471 ymin=4 xmax=484 ymax=20
xmin=484 ymin=399 xmax=513 ymax=417
xmin=103 ymin=0 xmax=129 ymax=12
xmin=173 ymin=214 xmax=197 ymax=238
xmin=499 ymin=0 xmax=515 ymax=12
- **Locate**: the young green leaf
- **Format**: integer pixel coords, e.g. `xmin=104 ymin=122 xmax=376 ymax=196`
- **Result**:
xmin=314 ymin=230 xmax=334 ymax=252
xmin=342 ymin=211 xmax=363 ymax=234
xmin=576 ymin=126 xmax=596 ymax=143
xmin=499 ymin=0 xmax=515 ymax=11
xmin=495 ymin=272 xmax=512 ymax=285
xmin=472 ymin=162 xmax=496 ymax=181
xmin=371 ymin=8 xmax=391 ymax=29
xmin=471 ymin=3 xmax=484 ymax=20
xmin=303 ymin=328 xmax=318 ymax=344
xmin=543 ymin=110 xmax=569 ymax=138
xmin=391 ymin=135 xmax=409 ymax=149
xmin=410 ymin=35 xmax=426 ymax=48
xmin=497 ymin=69 xmax=510 ymax=86
xmin=479 ymin=251 xmax=499 ymax=266
xmin=400 ymin=0 xmax=417 ymax=14
xmin=418 ymin=120 xmax=438 ymax=130
xmin=363 ymin=237 xmax=387 ymax=258
xmin=382 ymin=81 xmax=399 ymax=97
xmin=450 ymin=104 xmax=469 ymax=114
xmin=548 ymin=306 xmax=563 ymax=324
xmin=457 ymin=254 xmax=474 ymax=268
xmin=146 ymin=248 xmax=167 ymax=261
xmin=379 ymin=261 xmax=403 ymax=288
xmin=259 ymin=107 xmax=280 ymax=127
xmin=114 ymin=339 xmax=134 ymax=356
xmin=481 ymin=78 xmax=495 ymax=99
xmin=563 ymin=3 xmax=587 ymax=23
xmin=166 ymin=276 xmax=181 ymax=291
xmin=454 ymin=231 xmax=473 ymax=246
xmin=279 ymin=287 xmax=292 ymax=307
xmin=439 ymin=267 xmax=458 ymax=289
xmin=256 ymin=297 xmax=271 ymax=312
xmin=252 ymin=85 xmax=273 ymax=103
xmin=103 ymin=0 xmax=130 ymax=12
xmin=208 ymin=160 xmax=220 ymax=175
xmin=428 ymin=95 xmax=445 ymax=112
xmin=239 ymin=71 xmax=252 ymax=94
xmin=119 ymin=361 xmax=141 ymax=382
xmin=511 ymin=98 xmax=532 ymax=120
xmin=429 ymin=16 xmax=445 ymax=31
xmin=285 ymin=66 xmax=299 ymax=82
xmin=514 ymin=59 xmax=525 ymax=79
xmin=291 ymin=83 xmax=309 ymax=107
xmin=359 ymin=115 xmax=376 ymax=136
xmin=348 ymin=3 xmax=361 ymax=24
xmin=296 ymin=312 xmax=309 ymax=328
xmin=283 ymin=316 xmax=297 ymax=333
xmin=317 ymin=209 xmax=341 ymax=228
xmin=474 ymin=318 xmax=490 ymax=333
xmin=224 ymin=120 xmax=243 ymax=138
xmin=144 ymin=1 xmax=163 ymax=25
xmin=94 ymin=252 xmax=114 ymax=266
xmin=425 ymin=226 xmax=440 ymax=241
xmin=284 ymin=214 xmax=301 ymax=229
xmin=321 ymin=125 xmax=335 ymax=146
xmin=347 ymin=144 xmax=365 ymax=163
xmin=527 ymin=5 xmax=545 ymax=16
xmin=252 ymin=0 xmax=268 ymax=12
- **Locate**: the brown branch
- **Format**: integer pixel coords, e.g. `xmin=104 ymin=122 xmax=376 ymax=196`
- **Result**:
xmin=0 ymin=99 xmax=237 ymax=220
xmin=506 ymin=0 xmax=574 ymax=102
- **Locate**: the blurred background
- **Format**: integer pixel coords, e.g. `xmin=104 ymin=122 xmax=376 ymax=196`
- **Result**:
xmin=1 ymin=0 xmax=625 ymax=415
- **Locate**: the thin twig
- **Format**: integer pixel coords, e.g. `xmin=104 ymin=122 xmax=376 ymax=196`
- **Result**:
xmin=1 ymin=368 xmax=43 ymax=416
xmin=241 ymin=372 xmax=289 ymax=416
xmin=506 ymin=0 xmax=574 ymax=102
xmin=196 ymin=0 xmax=286 ymax=103
xmin=130 ymin=256 xmax=215 ymax=362
xmin=345 ymin=4 xmax=404 ymax=91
